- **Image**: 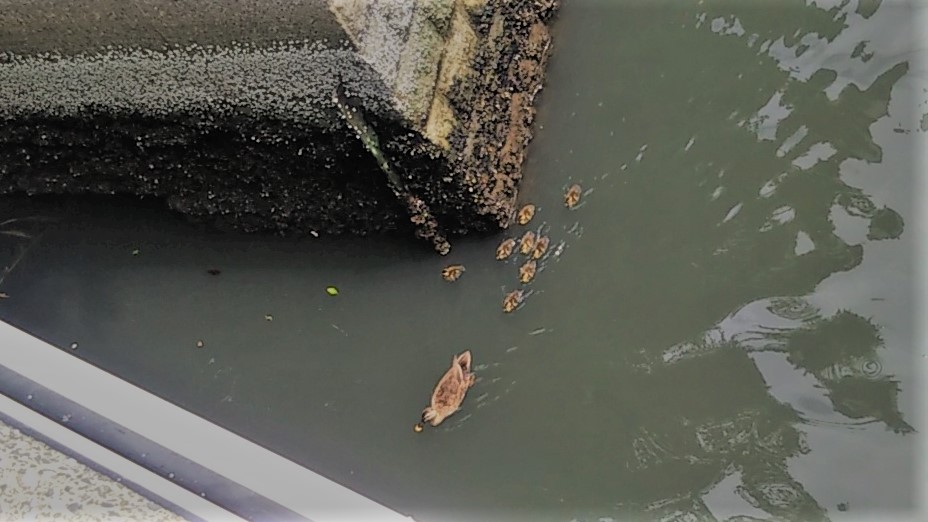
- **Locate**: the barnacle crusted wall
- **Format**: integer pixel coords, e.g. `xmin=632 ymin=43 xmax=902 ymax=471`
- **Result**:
xmin=0 ymin=0 xmax=558 ymax=252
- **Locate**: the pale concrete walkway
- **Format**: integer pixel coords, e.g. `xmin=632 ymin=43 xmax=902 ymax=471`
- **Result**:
xmin=0 ymin=420 xmax=186 ymax=522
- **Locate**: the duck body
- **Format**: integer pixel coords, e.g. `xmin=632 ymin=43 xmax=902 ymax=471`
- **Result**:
xmin=519 ymin=260 xmax=537 ymax=283
xmin=496 ymin=238 xmax=516 ymax=260
xmin=519 ymin=231 xmax=537 ymax=255
xmin=517 ymin=204 xmax=536 ymax=225
xmin=422 ymin=351 xmax=476 ymax=427
xmin=442 ymin=264 xmax=465 ymax=281
xmin=502 ymin=289 xmax=524 ymax=313
xmin=565 ymin=184 xmax=582 ymax=208
xmin=531 ymin=236 xmax=550 ymax=259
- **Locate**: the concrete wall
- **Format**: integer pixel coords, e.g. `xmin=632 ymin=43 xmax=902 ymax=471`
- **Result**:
xmin=0 ymin=0 xmax=559 ymax=253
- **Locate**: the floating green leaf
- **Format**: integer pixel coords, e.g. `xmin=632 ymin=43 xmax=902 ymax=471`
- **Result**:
xmin=326 ymin=286 xmax=339 ymax=296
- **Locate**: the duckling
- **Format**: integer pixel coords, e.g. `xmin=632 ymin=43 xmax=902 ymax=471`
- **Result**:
xmin=502 ymin=289 xmax=524 ymax=313
xmin=420 ymin=350 xmax=476 ymax=428
xmin=516 ymin=204 xmax=536 ymax=225
xmin=565 ymin=184 xmax=582 ymax=209
xmin=531 ymin=236 xmax=550 ymax=260
xmin=441 ymin=264 xmax=465 ymax=282
xmin=519 ymin=230 xmax=536 ymax=255
xmin=519 ymin=260 xmax=537 ymax=284
xmin=496 ymin=238 xmax=516 ymax=260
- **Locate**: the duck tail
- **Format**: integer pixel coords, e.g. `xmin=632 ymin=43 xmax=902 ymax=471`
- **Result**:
xmin=456 ymin=350 xmax=473 ymax=372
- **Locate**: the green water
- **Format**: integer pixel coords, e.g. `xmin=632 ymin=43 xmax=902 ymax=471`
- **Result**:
xmin=0 ymin=1 xmax=924 ymax=520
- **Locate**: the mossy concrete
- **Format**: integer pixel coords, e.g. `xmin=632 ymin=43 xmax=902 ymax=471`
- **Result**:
xmin=0 ymin=0 xmax=559 ymax=253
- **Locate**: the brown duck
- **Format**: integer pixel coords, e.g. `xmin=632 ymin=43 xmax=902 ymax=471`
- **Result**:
xmin=441 ymin=264 xmax=465 ymax=282
xmin=502 ymin=289 xmax=524 ymax=313
xmin=418 ymin=351 xmax=476 ymax=428
xmin=516 ymin=204 xmax=536 ymax=225
xmin=519 ymin=231 xmax=536 ymax=255
xmin=496 ymin=238 xmax=516 ymax=260
xmin=519 ymin=260 xmax=537 ymax=284
xmin=565 ymin=184 xmax=582 ymax=209
xmin=531 ymin=236 xmax=550 ymax=260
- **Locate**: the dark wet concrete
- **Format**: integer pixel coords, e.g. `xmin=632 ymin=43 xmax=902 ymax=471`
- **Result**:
xmin=0 ymin=0 xmax=560 ymax=252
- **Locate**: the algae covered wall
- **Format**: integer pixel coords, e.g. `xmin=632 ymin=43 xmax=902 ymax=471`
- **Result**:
xmin=0 ymin=0 xmax=558 ymax=252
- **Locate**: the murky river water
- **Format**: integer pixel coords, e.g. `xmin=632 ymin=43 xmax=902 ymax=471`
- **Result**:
xmin=1 ymin=1 xmax=925 ymax=521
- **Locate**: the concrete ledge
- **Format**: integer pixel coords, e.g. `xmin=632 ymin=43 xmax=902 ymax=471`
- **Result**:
xmin=0 ymin=402 xmax=216 ymax=522
xmin=0 ymin=320 xmax=415 ymax=522
xmin=0 ymin=0 xmax=559 ymax=253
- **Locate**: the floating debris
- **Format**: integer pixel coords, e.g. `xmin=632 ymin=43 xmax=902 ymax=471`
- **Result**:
xmin=519 ymin=231 xmax=536 ymax=255
xmin=0 ymin=292 xmax=8 ymax=299
xmin=441 ymin=264 xmax=465 ymax=282
xmin=69 ymin=342 xmax=78 ymax=350
xmin=264 ymin=314 xmax=273 ymax=322
xmin=206 ymin=268 xmax=221 ymax=276
xmin=413 ymin=423 xmax=424 ymax=433
xmin=496 ymin=238 xmax=516 ymax=260
xmin=503 ymin=289 xmax=524 ymax=313
xmin=531 ymin=236 xmax=550 ymax=259
xmin=517 ymin=204 xmax=536 ymax=225
xmin=326 ymin=286 xmax=339 ymax=296
xmin=196 ymin=340 xmax=205 ymax=349
xmin=519 ymin=260 xmax=537 ymax=284
xmin=131 ymin=248 xmax=140 ymax=256
xmin=565 ymin=184 xmax=582 ymax=208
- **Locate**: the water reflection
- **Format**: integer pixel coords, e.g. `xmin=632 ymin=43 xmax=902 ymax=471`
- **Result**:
xmin=599 ymin=322 xmax=809 ymax=519
xmin=763 ymin=303 xmax=912 ymax=433
xmin=655 ymin=300 xmax=913 ymax=519
xmin=538 ymin=0 xmax=917 ymax=519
